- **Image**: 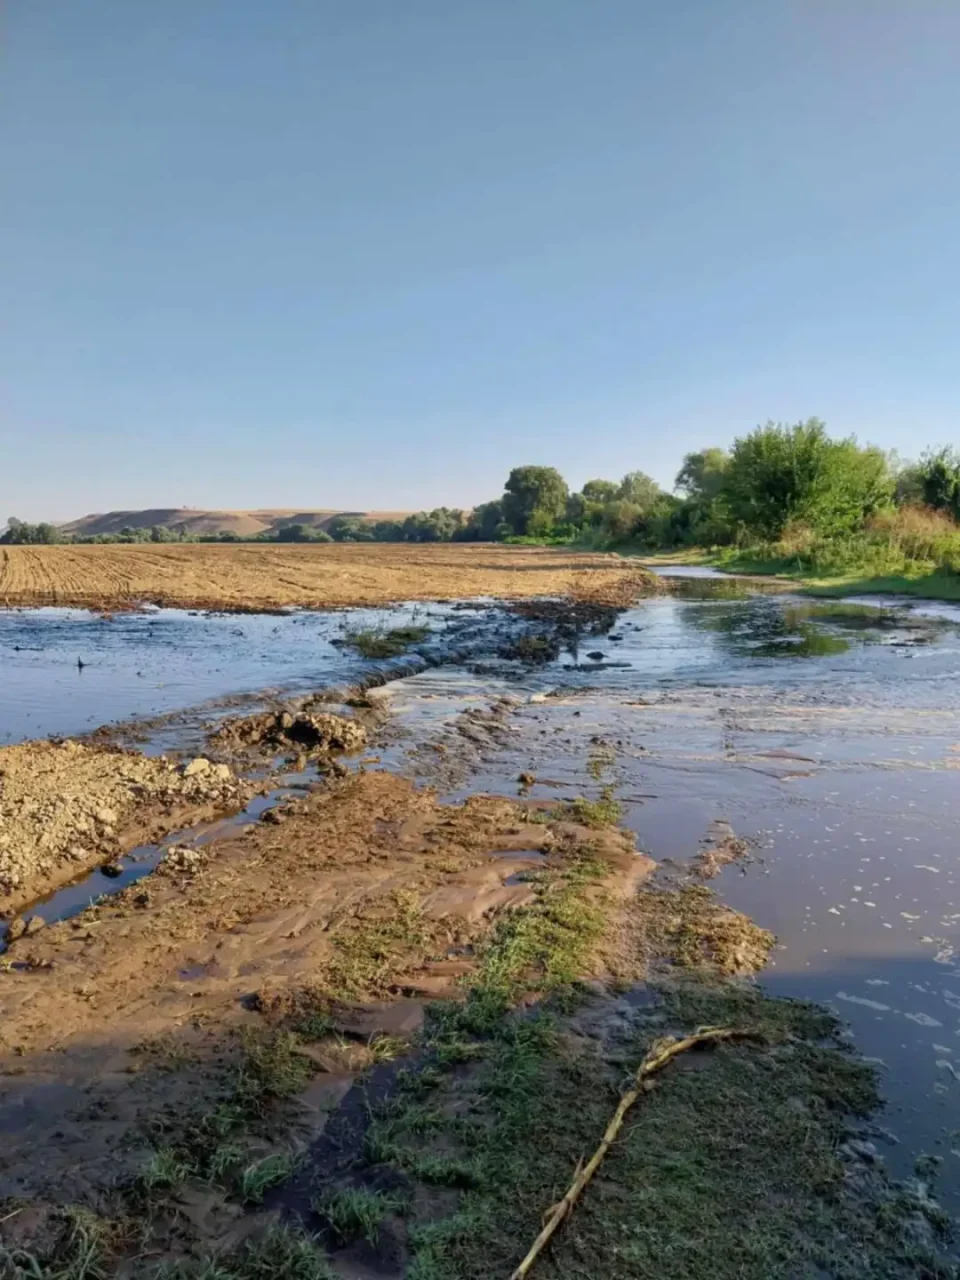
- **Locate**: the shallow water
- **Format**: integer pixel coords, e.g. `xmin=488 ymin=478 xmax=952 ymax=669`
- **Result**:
xmin=0 ymin=602 xmax=481 ymax=744
xmin=4 ymin=590 xmax=960 ymax=1203
xmin=382 ymin=593 xmax=960 ymax=1203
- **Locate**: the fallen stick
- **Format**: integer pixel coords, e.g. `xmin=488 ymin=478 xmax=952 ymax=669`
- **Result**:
xmin=509 ymin=1024 xmax=754 ymax=1280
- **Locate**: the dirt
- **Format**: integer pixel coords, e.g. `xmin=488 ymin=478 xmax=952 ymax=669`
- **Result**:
xmin=0 ymin=770 xmax=651 ymax=1206
xmin=0 ymin=741 xmax=252 ymax=917
xmin=210 ymin=707 xmax=370 ymax=759
xmin=0 ymin=543 xmax=659 ymax=612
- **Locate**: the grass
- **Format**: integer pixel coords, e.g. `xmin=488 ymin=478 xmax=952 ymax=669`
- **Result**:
xmin=348 ymin=983 xmax=955 ymax=1280
xmin=152 ymin=1225 xmax=335 ymax=1279
xmin=239 ymin=1150 xmax=299 ymax=1204
xmin=0 ymin=1207 xmax=116 ymax=1280
xmin=312 ymin=1186 xmax=407 ymax=1245
xmin=342 ymin=624 xmax=430 ymax=659
xmin=324 ymin=889 xmax=432 ymax=999
xmin=532 ymin=785 xmax=624 ymax=828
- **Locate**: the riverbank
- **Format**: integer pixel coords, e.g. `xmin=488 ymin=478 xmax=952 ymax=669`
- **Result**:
xmin=638 ymin=549 xmax=960 ymax=602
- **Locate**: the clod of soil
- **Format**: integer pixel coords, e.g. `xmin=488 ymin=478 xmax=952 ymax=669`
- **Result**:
xmin=211 ymin=708 xmax=368 ymax=756
xmin=0 ymin=740 xmax=250 ymax=914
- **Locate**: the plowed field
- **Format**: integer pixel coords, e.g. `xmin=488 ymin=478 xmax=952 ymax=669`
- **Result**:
xmin=0 ymin=543 xmax=654 ymax=611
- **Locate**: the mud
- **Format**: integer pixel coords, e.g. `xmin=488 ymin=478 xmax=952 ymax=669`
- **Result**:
xmin=0 ymin=740 xmax=251 ymax=917
xmin=0 ymin=770 xmax=651 ymax=1204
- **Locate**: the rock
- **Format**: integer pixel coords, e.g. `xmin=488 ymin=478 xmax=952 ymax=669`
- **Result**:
xmin=517 ymin=772 xmax=536 ymax=787
xmin=100 ymin=861 xmax=124 ymax=878
xmin=210 ymin=763 xmax=233 ymax=783
xmin=6 ymin=916 xmax=27 ymax=942
xmin=182 ymin=757 xmax=212 ymax=777
xmin=587 ymin=651 xmax=605 ymax=661
xmin=93 ymin=806 xmax=118 ymax=826
xmin=260 ymin=808 xmax=285 ymax=825
xmin=162 ymin=845 xmax=206 ymax=875
xmin=25 ymin=915 xmax=46 ymax=936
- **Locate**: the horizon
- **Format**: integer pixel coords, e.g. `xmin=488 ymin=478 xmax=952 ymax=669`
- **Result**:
xmin=3 ymin=2 xmax=959 ymax=522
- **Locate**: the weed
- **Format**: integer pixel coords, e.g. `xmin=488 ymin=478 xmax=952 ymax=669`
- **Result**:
xmin=139 ymin=1146 xmax=193 ymax=1192
xmin=0 ymin=1207 xmax=115 ymax=1280
xmin=343 ymin=626 xmax=429 ymax=659
xmin=324 ymin=891 xmax=430 ymax=999
xmin=154 ymin=1224 xmax=334 ymax=1278
xmin=239 ymin=1150 xmax=298 ymax=1203
xmin=312 ymin=1185 xmax=406 ymax=1245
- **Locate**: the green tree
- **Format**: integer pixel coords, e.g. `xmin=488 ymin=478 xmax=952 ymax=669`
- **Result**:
xmin=617 ymin=471 xmax=661 ymax=512
xmin=723 ymin=419 xmax=893 ymax=539
xmin=675 ymin=449 xmax=730 ymax=502
xmin=461 ymin=500 xmax=505 ymax=541
xmin=581 ymin=479 xmax=618 ymax=504
xmin=501 ymin=466 xmax=569 ymax=536
xmin=917 ymin=448 xmax=960 ymax=518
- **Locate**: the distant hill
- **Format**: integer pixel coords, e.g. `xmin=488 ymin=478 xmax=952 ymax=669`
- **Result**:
xmin=60 ymin=508 xmax=417 ymax=538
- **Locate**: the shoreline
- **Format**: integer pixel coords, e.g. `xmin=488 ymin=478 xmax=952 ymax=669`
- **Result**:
xmin=637 ymin=549 xmax=960 ymax=604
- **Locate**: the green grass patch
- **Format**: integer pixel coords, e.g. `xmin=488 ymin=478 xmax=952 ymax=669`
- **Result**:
xmin=354 ymin=983 xmax=953 ymax=1279
xmin=312 ymin=1185 xmax=407 ymax=1245
xmin=0 ymin=1206 xmax=118 ymax=1280
xmin=153 ymin=1224 xmax=335 ymax=1279
xmin=342 ymin=625 xmax=430 ymax=659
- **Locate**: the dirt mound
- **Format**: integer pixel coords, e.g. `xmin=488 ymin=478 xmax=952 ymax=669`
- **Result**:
xmin=0 ymin=741 xmax=251 ymax=915
xmin=211 ymin=708 xmax=368 ymax=756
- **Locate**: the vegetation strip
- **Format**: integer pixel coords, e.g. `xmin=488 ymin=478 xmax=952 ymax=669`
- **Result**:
xmin=508 ymin=1025 xmax=757 ymax=1280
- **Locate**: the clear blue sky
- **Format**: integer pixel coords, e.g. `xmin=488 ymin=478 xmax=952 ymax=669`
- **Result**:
xmin=2 ymin=1 xmax=959 ymax=521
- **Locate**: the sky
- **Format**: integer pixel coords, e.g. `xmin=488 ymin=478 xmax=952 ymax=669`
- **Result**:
xmin=2 ymin=1 xmax=959 ymax=522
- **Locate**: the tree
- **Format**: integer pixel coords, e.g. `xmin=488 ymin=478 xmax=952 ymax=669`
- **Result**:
xmin=675 ymin=449 xmax=729 ymax=502
xmin=722 ymin=419 xmax=893 ymax=539
xmin=501 ymin=466 xmax=569 ymax=536
xmin=276 ymin=523 xmax=311 ymax=542
xmin=917 ymin=448 xmax=960 ymax=518
xmin=617 ymin=471 xmax=661 ymax=512
xmin=581 ymin=479 xmax=618 ymax=504
xmin=461 ymin=500 xmax=505 ymax=541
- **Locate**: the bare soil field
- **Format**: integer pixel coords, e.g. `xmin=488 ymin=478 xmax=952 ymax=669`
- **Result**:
xmin=0 ymin=543 xmax=654 ymax=612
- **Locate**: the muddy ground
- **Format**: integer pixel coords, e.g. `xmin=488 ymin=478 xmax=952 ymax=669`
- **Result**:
xmin=1 ymin=592 xmax=958 ymax=1279
xmin=0 ymin=741 xmax=251 ymax=917
xmin=0 ymin=543 xmax=658 ymax=612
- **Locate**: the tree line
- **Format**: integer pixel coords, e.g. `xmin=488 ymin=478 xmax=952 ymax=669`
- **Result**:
xmin=5 ymin=422 xmax=960 ymax=563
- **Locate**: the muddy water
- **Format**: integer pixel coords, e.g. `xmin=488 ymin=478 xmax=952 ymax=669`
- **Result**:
xmin=4 ymin=587 xmax=960 ymax=1203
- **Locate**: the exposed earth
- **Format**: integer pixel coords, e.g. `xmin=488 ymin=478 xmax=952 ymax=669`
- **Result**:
xmin=0 ymin=543 xmax=658 ymax=612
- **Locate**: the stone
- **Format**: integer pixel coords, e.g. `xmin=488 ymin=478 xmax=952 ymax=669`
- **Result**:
xmin=25 ymin=915 xmax=46 ymax=936
xmin=182 ymin=757 xmax=212 ymax=777
xmin=93 ymin=806 xmax=119 ymax=826
xmin=100 ymin=862 xmax=124 ymax=878
xmin=6 ymin=916 xmax=27 ymax=942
